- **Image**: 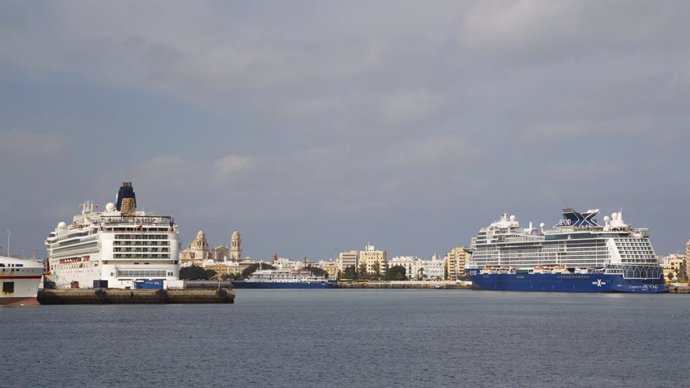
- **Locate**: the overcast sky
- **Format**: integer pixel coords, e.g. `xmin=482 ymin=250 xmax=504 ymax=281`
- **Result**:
xmin=1 ymin=1 xmax=689 ymax=260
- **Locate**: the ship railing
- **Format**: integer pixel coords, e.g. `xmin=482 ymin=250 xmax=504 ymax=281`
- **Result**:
xmin=99 ymin=216 xmax=174 ymax=225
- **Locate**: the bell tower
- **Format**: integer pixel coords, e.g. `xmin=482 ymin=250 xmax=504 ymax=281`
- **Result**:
xmin=230 ymin=231 xmax=242 ymax=261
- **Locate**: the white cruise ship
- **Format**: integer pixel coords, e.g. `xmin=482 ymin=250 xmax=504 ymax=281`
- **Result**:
xmin=45 ymin=182 xmax=180 ymax=289
xmin=1 ymin=256 xmax=44 ymax=305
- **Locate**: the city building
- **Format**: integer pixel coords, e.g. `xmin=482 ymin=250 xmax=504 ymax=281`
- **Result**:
xmin=337 ymin=250 xmax=359 ymax=275
xmin=389 ymin=256 xmax=421 ymax=279
xmin=359 ymin=244 xmax=388 ymax=278
xmin=316 ymin=260 xmax=339 ymax=280
xmin=660 ymin=253 xmax=687 ymax=283
xmin=388 ymin=255 xmax=445 ymax=280
xmin=446 ymin=246 xmax=469 ymax=280
xmin=425 ymin=255 xmax=446 ymax=280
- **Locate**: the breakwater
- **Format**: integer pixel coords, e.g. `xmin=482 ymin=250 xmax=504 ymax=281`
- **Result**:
xmin=37 ymin=287 xmax=235 ymax=304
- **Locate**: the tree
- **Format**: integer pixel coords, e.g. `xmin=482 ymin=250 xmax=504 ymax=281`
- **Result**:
xmin=179 ymin=265 xmax=217 ymax=280
xmin=358 ymin=263 xmax=369 ymax=280
xmin=372 ymin=261 xmax=381 ymax=280
xmin=342 ymin=265 xmax=357 ymax=280
xmin=680 ymin=259 xmax=688 ymax=282
xmin=306 ymin=265 xmax=328 ymax=278
xmin=387 ymin=265 xmax=406 ymax=281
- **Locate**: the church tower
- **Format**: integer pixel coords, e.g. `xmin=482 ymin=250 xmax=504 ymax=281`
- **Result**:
xmin=230 ymin=231 xmax=242 ymax=261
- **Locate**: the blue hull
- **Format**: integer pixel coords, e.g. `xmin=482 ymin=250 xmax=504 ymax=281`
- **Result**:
xmin=468 ymin=272 xmax=667 ymax=293
xmin=231 ymin=281 xmax=336 ymax=289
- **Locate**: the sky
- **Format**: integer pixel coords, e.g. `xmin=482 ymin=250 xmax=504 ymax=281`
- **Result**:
xmin=1 ymin=1 xmax=689 ymax=260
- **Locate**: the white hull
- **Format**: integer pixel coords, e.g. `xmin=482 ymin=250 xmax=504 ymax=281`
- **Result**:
xmin=1 ymin=256 xmax=43 ymax=305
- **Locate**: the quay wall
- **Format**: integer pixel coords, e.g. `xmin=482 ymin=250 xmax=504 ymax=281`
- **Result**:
xmin=336 ymin=281 xmax=471 ymax=289
xmin=668 ymin=284 xmax=690 ymax=294
xmin=37 ymin=288 xmax=235 ymax=304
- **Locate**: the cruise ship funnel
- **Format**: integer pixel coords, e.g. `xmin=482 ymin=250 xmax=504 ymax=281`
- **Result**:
xmin=116 ymin=181 xmax=137 ymax=216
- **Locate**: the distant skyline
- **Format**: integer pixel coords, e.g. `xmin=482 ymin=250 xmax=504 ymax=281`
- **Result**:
xmin=1 ymin=1 xmax=689 ymax=259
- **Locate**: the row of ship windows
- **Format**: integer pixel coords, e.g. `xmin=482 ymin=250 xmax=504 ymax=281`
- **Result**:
xmin=113 ymin=235 xmax=169 ymax=241
xmin=113 ymin=241 xmax=169 ymax=247
xmin=113 ymin=247 xmax=169 ymax=253
xmin=107 ymin=227 xmax=171 ymax=233
xmin=621 ymin=259 xmax=656 ymax=263
xmin=51 ymin=264 xmax=97 ymax=270
xmin=114 ymin=234 xmax=168 ymax=240
xmin=116 ymin=270 xmax=170 ymax=277
xmin=113 ymin=254 xmax=170 ymax=259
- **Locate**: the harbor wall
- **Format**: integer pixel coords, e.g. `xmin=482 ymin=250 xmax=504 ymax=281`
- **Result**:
xmin=336 ymin=281 xmax=471 ymax=289
xmin=37 ymin=287 xmax=235 ymax=304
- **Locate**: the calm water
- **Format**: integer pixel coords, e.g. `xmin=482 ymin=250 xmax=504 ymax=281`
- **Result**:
xmin=3 ymin=290 xmax=689 ymax=387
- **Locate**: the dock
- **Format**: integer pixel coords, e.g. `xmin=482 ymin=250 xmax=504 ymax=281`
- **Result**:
xmin=37 ymin=287 xmax=235 ymax=304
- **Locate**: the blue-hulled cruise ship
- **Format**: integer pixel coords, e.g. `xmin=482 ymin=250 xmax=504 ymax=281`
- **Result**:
xmin=465 ymin=208 xmax=667 ymax=293
xmin=231 ymin=268 xmax=336 ymax=289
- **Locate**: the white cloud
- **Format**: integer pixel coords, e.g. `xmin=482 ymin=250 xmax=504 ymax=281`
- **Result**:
xmin=0 ymin=130 xmax=69 ymax=156
xmin=213 ymin=154 xmax=254 ymax=182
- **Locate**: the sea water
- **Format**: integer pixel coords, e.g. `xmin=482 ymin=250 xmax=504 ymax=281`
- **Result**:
xmin=3 ymin=290 xmax=688 ymax=387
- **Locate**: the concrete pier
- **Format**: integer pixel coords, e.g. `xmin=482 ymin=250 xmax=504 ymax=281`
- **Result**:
xmin=37 ymin=287 xmax=235 ymax=304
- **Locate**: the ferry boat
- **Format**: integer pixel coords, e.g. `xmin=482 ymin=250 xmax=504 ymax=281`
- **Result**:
xmin=1 ymin=256 xmax=43 ymax=305
xmin=232 ymin=268 xmax=336 ymax=289
xmin=44 ymin=182 xmax=180 ymax=289
xmin=465 ymin=208 xmax=666 ymax=293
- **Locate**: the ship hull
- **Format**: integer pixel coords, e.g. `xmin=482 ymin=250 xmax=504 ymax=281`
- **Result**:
xmin=1 ymin=270 xmax=43 ymax=306
xmin=231 ymin=281 xmax=336 ymax=289
xmin=469 ymin=272 xmax=667 ymax=293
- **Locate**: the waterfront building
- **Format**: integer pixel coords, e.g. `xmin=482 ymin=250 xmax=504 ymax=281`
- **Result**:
xmin=389 ymin=256 xmax=422 ymax=279
xmin=180 ymin=230 xmax=211 ymax=267
xmin=337 ymin=250 xmax=359 ymax=275
xmin=389 ymin=256 xmax=446 ymax=280
xmin=660 ymin=254 xmax=687 ymax=283
xmin=359 ymin=244 xmax=388 ymax=278
xmin=316 ymin=260 xmax=339 ymax=279
xmin=425 ymin=255 xmax=446 ymax=280
xmin=686 ymin=240 xmax=690 ymax=279
xmin=202 ymin=260 xmax=246 ymax=278
xmin=446 ymin=247 xmax=469 ymax=280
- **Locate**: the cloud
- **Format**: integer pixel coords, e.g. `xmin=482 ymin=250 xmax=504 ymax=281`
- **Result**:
xmin=0 ymin=129 xmax=69 ymax=156
xmin=213 ymin=154 xmax=254 ymax=182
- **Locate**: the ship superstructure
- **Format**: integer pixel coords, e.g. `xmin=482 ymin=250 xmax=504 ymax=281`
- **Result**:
xmin=45 ymin=182 xmax=180 ymax=289
xmin=466 ymin=209 xmax=666 ymax=293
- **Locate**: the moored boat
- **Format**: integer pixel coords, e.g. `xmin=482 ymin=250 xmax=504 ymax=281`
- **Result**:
xmin=1 ymin=256 xmax=43 ymax=306
xmin=232 ymin=268 xmax=336 ymax=289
